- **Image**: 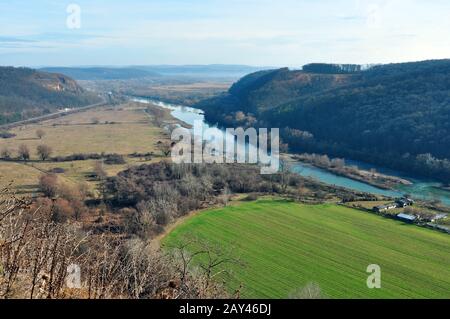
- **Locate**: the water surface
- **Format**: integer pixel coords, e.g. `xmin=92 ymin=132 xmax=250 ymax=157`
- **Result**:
xmin=135 ymin=98 xmax=450 ymax=205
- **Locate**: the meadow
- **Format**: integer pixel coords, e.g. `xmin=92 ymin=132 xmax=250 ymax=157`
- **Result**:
xmin=0 ymin=102 xmax=168 ymax=194
xmin=164 ymin=199 xmax=450 ymax=299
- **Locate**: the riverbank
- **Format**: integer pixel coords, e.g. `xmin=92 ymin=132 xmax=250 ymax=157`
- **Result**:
xmin=134 ymin=97 xmax=450 ymax=206
xmin=285 ymin=154 xmax=412 ymax=191
xmin=433 ymin=185 xmax=450 ymax=192
xmin=132 ymin=97 xmax=191 ymax=128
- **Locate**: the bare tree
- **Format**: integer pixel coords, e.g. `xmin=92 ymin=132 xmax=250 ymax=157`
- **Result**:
xmin=168 ymin=235 xmax=242 ymax=299
xmin=0 ymin=190 xmax=85 ymax=299
xmin=38 ymin=174 xmax=59 ymax=197
xmin=36 ymin=129 xmax=46 ymax=140
xmin=331 ymin=158 xmax=345 ymax=169
xmin=222 ymin=186 xmax=231 ymax=207
xmin=36 ymin=144 xmax=53 ymax=161
xmin=0 ymin=147 xmax=11 ymax=159
xmin=1 ymin=188 xmax=229 ymax=299
xmin=93 ymin=161 xmax=107 ymax=181
xmin=279 ymin=161 xmax=292 ymax=193
xmin=18 ymin=144 xmax=30 ymax=161
xmin=0 ymin=196 xmax=33 ymax=298
xmin=131 ymin=202 xmax=158 ymax=238
xmin=148 ymin=107 xmax=166 ymax=127
xmin=121 ymin=239 xmax=169 ymax=299
xmin=142 ymin=197 xmax=178 ymax=226
xmin=77 ymin=182 xmax=92 ymax=201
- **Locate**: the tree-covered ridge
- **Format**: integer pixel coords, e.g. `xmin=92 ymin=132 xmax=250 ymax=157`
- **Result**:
xmin=213 ymin=67 xmax=354 ymax=113
xmin=196 ymin=60 xmax=450 ymax=181
xmin=302 ymin=63 xmax=363 ymax=74
xmin=0 ymin=67 xmax=101 ymax=124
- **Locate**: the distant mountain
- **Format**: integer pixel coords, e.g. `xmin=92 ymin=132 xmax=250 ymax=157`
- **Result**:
xmin=41 ymin=65 xmax=273 ymax=81
xmin=196 ymin=60 xmax=450 ymax=181
xmin=132 ymin=65 xmax=274 ymax=78
xmin=40 ymin=67 xmax=161 ymax=80
xmin=0 ymin=66 xmax=101 ymax=124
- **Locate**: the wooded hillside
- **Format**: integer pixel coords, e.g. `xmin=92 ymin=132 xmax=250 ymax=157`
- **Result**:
xmin=0 ymin=67 xmax=101 ymax=124
xmin=196 ymin=60 xmax=450 ymax=181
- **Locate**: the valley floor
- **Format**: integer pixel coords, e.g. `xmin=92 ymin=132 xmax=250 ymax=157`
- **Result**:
xmin=0 ymin=102 xmax=170 ymax=196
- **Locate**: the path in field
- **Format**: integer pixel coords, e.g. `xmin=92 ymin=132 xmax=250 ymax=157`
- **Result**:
xmin=164 ymin=199 xmax=450 ymax=299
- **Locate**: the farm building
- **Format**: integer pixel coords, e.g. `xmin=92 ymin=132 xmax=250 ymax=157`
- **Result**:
xmin=397 ymin=213 xmax=417 ymax=223
xmin=395 ymin=198 xmax=415 ymax=208
xmin=373 ymin=203 xmax=397 ymax=213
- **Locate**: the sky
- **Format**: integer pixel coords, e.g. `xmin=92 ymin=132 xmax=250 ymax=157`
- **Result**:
xmin=0 ymin=0 xmax=449 ymax=67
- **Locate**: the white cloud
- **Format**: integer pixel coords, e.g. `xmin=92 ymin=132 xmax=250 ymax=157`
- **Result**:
xmin=1 ymin=0 xmax=449 ymax=66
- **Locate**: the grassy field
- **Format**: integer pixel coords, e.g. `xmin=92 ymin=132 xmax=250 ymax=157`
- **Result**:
xmin=0 ymin=103 xmax=164 ymax=156
xmin=164 ymin=199 xmax=450 ymax=299
xmin=0 ymin=102 xmax=168 ymax=194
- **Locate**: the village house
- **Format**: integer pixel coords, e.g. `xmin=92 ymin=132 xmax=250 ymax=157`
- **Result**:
xmin=395 ymin=198 xmax=415 ymax=208
xmin=397 ymin=213 xmax=417 ymax=223
xmin=373 ymin=203 xmax=397 ymax=213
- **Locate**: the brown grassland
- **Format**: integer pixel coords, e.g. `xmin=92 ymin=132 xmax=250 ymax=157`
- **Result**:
xmin=0 ymin=102 xmax=170 ymax=195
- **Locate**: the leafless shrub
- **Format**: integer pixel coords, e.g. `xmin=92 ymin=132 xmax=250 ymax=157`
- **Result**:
xmin=18 ymin=144 xmax=30 ymax=161
xmin=93 ymin=161 xmax=107 ymax=181
xmin=0 ymin=190 xmax=87 ymax=298
xmin=1 ymin=189 xmax=228 ymax=299
xmin=38 ymin=174 xmax=58 ymax=198
xmin=36 ymin=129 xmax=46 ymax=140
xmin=139 ymin=198 xmax=178 ymax=226
xmin=0 ymin=147 xmax=12 ymax=159
xmin=36 ymin=144 xmax=53 ymax=161
xmin=167 ymin=235 xmax=243 ymax=299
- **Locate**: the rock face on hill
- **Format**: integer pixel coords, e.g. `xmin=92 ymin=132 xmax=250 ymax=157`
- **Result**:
xmin=0 ymin=67 xmax=101 ymax=124
xmin=196 ymin=60 xmax=450 ymax=181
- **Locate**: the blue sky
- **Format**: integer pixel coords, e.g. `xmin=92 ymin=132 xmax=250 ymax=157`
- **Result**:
xmin=1 ymin=0 xmax=449 ymax=67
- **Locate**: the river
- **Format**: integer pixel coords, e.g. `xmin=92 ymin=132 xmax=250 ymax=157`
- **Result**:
xmin=134 ymin=98 xmax=450 ymax=206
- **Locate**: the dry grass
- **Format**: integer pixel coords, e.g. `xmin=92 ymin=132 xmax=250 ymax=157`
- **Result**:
xmin=0 ymin=103 xmax=165 ymax=157
xmin=0 ymin=102 xmax=169 ymax=195
xmin=0 ymin=161 xmax=79 ymax=195
xmin=0 ymin=161 xmax=42 ymax=193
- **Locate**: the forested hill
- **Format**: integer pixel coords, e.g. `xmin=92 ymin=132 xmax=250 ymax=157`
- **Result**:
xmin=196 ymin=60 xmax=450 ymax=181
xmin=0 ymin=67 xmax=101 ymax=124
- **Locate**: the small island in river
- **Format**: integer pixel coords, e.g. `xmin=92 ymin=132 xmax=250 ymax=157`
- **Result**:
xmin=286 ymin=153 xmax=413 ymax=191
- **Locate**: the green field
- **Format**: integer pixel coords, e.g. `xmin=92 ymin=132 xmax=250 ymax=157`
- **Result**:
xmin=164 ymin=199 xmax=450 ymax=299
